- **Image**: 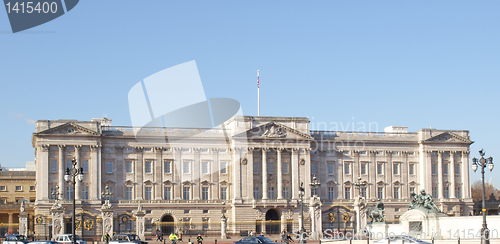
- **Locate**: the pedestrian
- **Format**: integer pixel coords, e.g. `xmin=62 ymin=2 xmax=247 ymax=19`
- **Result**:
xmin=169 ymin=232 xmax=178 ymax=244
xmin=196 ymin=234 xmax=203 ymax=244
xmin=104 ymin=233 xmax=110 ymax=244
xmin=157 ymin=229 xmax=163 ymax=242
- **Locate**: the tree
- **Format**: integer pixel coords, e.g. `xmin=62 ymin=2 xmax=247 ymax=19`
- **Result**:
xmin=471 ymin=181 xmax=500 ymax=202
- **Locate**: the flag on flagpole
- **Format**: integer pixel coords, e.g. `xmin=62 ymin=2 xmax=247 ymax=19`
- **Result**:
xmin=257 ymin=70 xmax=260 ymax=88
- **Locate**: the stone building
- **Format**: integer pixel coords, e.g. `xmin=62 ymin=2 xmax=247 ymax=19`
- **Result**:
xmin=31 ymin=116 xmax=473 ymax=238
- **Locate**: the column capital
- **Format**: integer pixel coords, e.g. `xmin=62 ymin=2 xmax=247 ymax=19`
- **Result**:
xmin=154 ymin=147 xmax=164 ymax=152
xmin=41 ymin=144 xmax=50 ymax=152
xmin=462 ymin=151 xmax=470 ymax=155
xmin=115 ymin=146 xmax=125 ymax=152
xmin=58 ymin=145 xmax=65 ymax=149
xmin=292 ymin=148 xmax=299 ymax=152
xmin=90 ymin=144 xmax=101 ymax=151
xmin=74 ymin=145 xmax=82 ymax=149
xmin=262 ymin=148 xmax=268 ymax=152
xmin=248 ymin=147 xmax=255 ymax=151
xmin=135 ymin=146 xmax=144 ymax=152
xmin=192 ymin=148 xmax=200 ymax=153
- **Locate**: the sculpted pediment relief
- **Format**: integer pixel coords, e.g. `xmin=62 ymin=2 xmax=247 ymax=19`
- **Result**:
xmin=36 ymin=123 xmax=100 ymax=136
xmin=424 ymin=132 xmax=472 ymax=144
xmin=234 ymin=121 xmax=313 ymax=140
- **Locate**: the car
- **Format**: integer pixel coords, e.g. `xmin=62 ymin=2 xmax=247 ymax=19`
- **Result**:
xmin=54 ymin=234 xmax=87 ymax=244
xmin=233 ymin=236 xmax=279 ymax=244
xmin=373 ymin=235 xmax=432 ymax=244
xmin=109 ymin=234 xmax=147 ymax=244
xmin=3 ymin=235 xmax=29 ymax=244
xmin=28 ymin=241 xmax=60 ymax=244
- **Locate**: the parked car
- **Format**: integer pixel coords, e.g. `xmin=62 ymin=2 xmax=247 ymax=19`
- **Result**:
xmin=233 ymin=236 xmax=278 ymax=244
xmin=28 ymin=241 xmax=59 ymax=244
xmin=3 ymin=235 xmax=29 ymax=244
xmin=373 ymin=235 xmax=432 ymax=244
xmin=109 ymin=234 xmax=147 ymax=244
xmin=54 ymin=234 xmax=87 ymax=244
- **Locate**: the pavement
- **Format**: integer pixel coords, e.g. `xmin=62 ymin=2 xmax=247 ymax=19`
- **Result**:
xmin=145 ymin=235 xmax=321 ymax=244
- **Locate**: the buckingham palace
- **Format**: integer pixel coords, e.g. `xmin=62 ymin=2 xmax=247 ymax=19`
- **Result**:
xmin=31 ymin=115 xmax=473 ymax=238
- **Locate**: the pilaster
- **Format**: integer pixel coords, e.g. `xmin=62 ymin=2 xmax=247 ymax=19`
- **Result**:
xmin=277 ymin=148 xmax=283 ymax=199
xmin=262 ymin=148 xmax=268 ymax=200
xmin=450 ymin=151 xmax=456 ymax=198
xmin=438 ymin=151 xmax=443 ymax=198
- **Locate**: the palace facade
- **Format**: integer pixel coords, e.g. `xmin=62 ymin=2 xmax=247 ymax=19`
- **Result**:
xmin=31 ymin=116 xmax=473 ymax=238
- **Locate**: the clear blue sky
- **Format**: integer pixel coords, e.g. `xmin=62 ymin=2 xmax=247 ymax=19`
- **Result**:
xmin=0 ymin=1 xmax=499 ymax=187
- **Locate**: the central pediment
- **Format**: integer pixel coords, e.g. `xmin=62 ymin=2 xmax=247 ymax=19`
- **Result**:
xmin=35 ymin=123 xmax=100 ymax=136
xmin=234 ymin=121 xmax=313 ymax=140
xmin=423 ymin=132 xmax=472 ymax=144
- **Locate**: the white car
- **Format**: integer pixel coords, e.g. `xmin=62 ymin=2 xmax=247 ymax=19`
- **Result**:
xmin=3 ymin=235 xmax=29 ymax=244
xmin=373 ymin=235 xmax=431 ymax=244
xmin=54 ymin=234 xmax=87 ymax=244
xmin=109 ymin=234 xmax=147 ymax=244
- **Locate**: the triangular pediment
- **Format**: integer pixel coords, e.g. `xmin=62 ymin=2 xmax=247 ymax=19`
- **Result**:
xmin=424 ymin=132 xmax=472 ymax=144
xmin=234 ymin=121 xmax=313 ymax=140
xmin=36 ymin=123 xmax=100 ymax=136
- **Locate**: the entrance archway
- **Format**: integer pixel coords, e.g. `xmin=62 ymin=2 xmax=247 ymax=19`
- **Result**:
xmin=265 ymin=209 xmax=280 ymax=234
xmin=161 ymin=215 xmax=175 ymax=234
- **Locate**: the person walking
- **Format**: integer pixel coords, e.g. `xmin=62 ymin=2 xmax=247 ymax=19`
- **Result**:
xmin=169 ymin=232 xmax=178 ymax=244
xmin=196 ymin=234 xmax=203 ymax=244
xmin=104 ymin=233 xmax=111 ymax=244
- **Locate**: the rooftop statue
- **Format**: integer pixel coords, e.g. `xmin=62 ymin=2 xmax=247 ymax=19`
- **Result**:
xmin=409 ymin=189 xmax=441 ymax=213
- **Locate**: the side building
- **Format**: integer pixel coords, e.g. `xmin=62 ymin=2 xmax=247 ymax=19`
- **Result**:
xmin=31 ymin=116 xmax=473 ymax=238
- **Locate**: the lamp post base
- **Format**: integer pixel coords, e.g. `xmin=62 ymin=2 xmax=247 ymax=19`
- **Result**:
xmin=481 ymin=228 xmax=490 ymax=244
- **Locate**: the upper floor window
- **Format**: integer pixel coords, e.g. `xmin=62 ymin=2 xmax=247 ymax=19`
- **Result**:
xmin=344 ymin=162 xmax=351 ymax=175
xmin=145 ymin=160 xmax=153 ymax=174
xmin=283 ymin=163 xmax=289 ymax=174
xmin=344 ymin=187 xmax=351 ymax=199
xmin=361 ymin=163 xmax=367 ymax=175
xmin=360 ymin=151 xmax=367 ymax=155
xmin=202 ymin=162 xmax=209 ymax=174
xmin=455 ymin=164 xmax=460 ymax=175
xmin=328 ymin=163 xmax=334 ymax=175
xmin=268 ymin=162 xmax=274 ymax=174
xmin=431 ymin=164 xmax=437 ymax=175
xmin=164 ymin=161 xmax=171 ymax=174
xmin=125 ymin=161 xmax=133 ymax=173
xmin=443 ymin=163 xmax=449 ymax=175
xmin=0 ymin=186 xmax=6 ymax=191
xmin=393 ymin=163 xmax=399 ymax=175
xmin=82 ymin=160 xmax=89 ymax=173
xmin=377 ymin=163 xmax=383 ymax=175
xmin=409 ymin=164 xmax=415 ymax=175
xmin=144 ymin=148 xmax=152 ymax=152
xmin=220 ymin=162 xmax=227 ymax=174
xmin=50 ymin=160 xmax=58 ymax=172
xmin=106 ymin=161 xmax=113 ymax=173
xmin=311 ymin=163 xmax=317 ymax=175
xmin=253 ymin=163 xmax=259 ymax=174
xmin=183 ymin=161 xmax=190 ymax=174
xmin=30 ymin=186 xmax=35 ymax=191
xmin=220 ymin=187 xmax=227 ymax=200
xmin=15 ymin=186 xmax=22 ymax=191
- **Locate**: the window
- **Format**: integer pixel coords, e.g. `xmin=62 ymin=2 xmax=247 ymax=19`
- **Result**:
xmin=183 ymin=187 xmax=190 ymax=200
xmin=432 ymin=187 xmax=438 ymax=198
xmin=455 ymin=164 xmax=460 ymax=175
xmin=164 ymin=161 xmax=171 ymax=174
xmin=432 ymin=164 xmax=437 ymax=175
xmin=328 ymin=163 xmax=334 ymax=175
xmin=410 ymin=187 xmax=415 ymax=194
xmin=361 ymin=163 xmax=367 ymax=175
xmin=283 ymin=163 xmax=289 ymax=174
xmin=360 ymin=151 xmax=367 ymax=155
xmin=66 ymin=160 xmax=72 ymax=170
xmin=30 ymin=186 xmax=35 ymax=191
xmin=220 ymin=187 xmax=227 ymax=200
xmin=0 ymin=186 xmax=6 ymax=191
xmin=202 ymin=187 xmax=209 ymax=200
xmin=267 ymin=162 xmax=274 ymax=174
xmin=145 ymin=160 xmax=153 ymax=174
xmin=144 ymin=148 xmax=152 ymax=152
xmin=268 ymin=187 xmax=275 ymax=199
xmin=105 ymin=147 xmax=113 ymax=151
xmin=361 ymin=187 xmax=367 ymax=198
xmin=82 ymin=160 xmax=88 ymax=173
xmin=344 ymin=187 xmax=351 ymax=199
xmin=328 ymin=187 xmax=334 ymax=199
xmin=202 ymin=162 xmax=209 ymax=174
xmin=394 ymin=187 xmax=400 ymax=199
xmin=50 ymin=160 xmax=57 ymax=172
xmin=125 ymin=161 xmax=133 ymax=173
xmin=164 ymin=187 xmax=171 ymax=200
xmin=106 ymin=161 xmax=113 ymax=173
xmin=377 ymin=187 xmax=384 ymax=199
xmin=126 ymin=187 xmax=133 ymax=200
xmin=203 ymin=210 xmax=209 ymax=214
xmin=183 ymin=161 xmax=190 ymax=174
xmin=377 ymin=163 xmax=383 ymax=175
xmin=283 ymin=187 xmax=289 ymax=199
xmin=393 ymin=163 xmax=399 ymax=175
xmin=15 ymin=186 xmax=22 ymax=191
xmin=82 ymin=186 xmax=89 ymax=200
xmin=184 ymin=210 xmax=190 ymax=214
xmin=443 ymin=186 xmax=449 ymax=198
xmin=253 ymin=163 xmax=259 ymax=174
xmin=409 ymin=164 xmax=415 ymax=175
xmin=443 ymin=163 xmax=448 ymax=175
xmin=392 ymin=152 xmax=399 ymax=155
xmin=311 ymin=163 xmax=317 ymax=175
xmin=202 ymin=218 xmax=209 ymax=230
xmin=253 ymin=187 xmax=260 ymax=199
xmin=344 ymin=162 xmax=351 ymax=175
xmin=456 ymin=186 xmax=461 ymax=198
xmin=65 ymin=186 xmax=73 ymax=200
xmin=145 ymin=187 xmax=152 ymax=200
xmin=0 ymin=199 xmax=5 ymax=204
xmin=126 ymin=148 xmax=133 ymax=152
xmin=220 ymin=162 xmax=227 ymax=174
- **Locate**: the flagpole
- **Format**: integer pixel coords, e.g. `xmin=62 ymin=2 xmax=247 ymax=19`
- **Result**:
xmin=257 ymin=70 xmax=260 ymax=116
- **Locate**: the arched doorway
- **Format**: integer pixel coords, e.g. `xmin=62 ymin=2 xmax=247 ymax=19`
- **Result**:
xmin=265 ymin=209 xmax=280 ymax=234
xmin=161 ymin=215 xmax=174 ymax=235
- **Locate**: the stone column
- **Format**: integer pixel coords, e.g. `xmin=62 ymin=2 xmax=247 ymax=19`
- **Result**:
xmin=136 ymin=147 xmax=144 ymax=200
xmin=90 ymin=145 xmax=101 ymax=201
xmin=19 ymin=212 xmax=28 ymax=237
xmin=155 ymin=147 xmax=163 ymax=200
xmin=277 ymin=148 xmax=283 ymax=199
xmin=262 ymin=148 xmax=268 ymax=200
xmin=438 ymin=151 xmax=443 ymax=198
xmin=58 ymin=145 xmax=65 ymax=198
xmin=309 ymin=196 xmax=322 ymax=236
xmin=233 ymin=148 xmax=242 ymax=202
xmin=38 ymin=145 xmax=50 ymax=201
xmin=101 ymin=210 xmax=114 ymax=238
xmin=75 ymin=145 xmax=81 ymax=200
xmin=174 ymin=148 xmax=182 ymax=200
xmin=8 ymin=213 xmax=13 ymax=232
xmin=211 ymin=149 xmax=219 ymax=200
xmin=136 ymin=209 xmax=146 ymax=240
xmin=450 ymin=151 xmax=456 ymax=198
xmin=461 ymin=151 xmax=470 ymax=198
xmin=221 ymin=215 xmax=227 ymax=239
xmin=51 ymin=209 xmax=65 ymax=239
xmin=292 ymin=148 xmax=299 ymax=199
xmin=247 ymin=148 xmax=254 ymax=200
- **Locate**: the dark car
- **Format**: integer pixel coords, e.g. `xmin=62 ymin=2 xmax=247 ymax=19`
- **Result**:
xmin=3 ymin=235 xmax=29 ymax=244
xmin=234 ymin=236 xmax=278 ymax=244
xmin=109 ymin=234 xmax=148 ymax=244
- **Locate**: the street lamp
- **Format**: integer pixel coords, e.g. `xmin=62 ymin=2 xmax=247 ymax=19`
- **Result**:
xmin=298 ymin=182 xmax=306 ymax=244
xmin=472 ymin=149 xmax=494 ymax=244
xmin=101 ymin=185 xmax=113 ymax=208
xmin=353 ymin=177 xmax=367 ymax=199
xmin=64 ymin=159 xmax=84 ymax=244
xmin=309 ymin=175 xmax=321 ymax=197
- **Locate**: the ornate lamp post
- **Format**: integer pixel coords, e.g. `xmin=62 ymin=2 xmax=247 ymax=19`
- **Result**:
xmin=64 ymin=159 xmax=84 ymax=244
xmin=472 ymin=149 xmax=494 ymax=244
xmin=353 ymin=177 xmax=367 ymax=235
xmin=101 ymin=185 xmax=113 ymax=208
xmin=309 ymin=176 xmax=321 ymax=196
xmin=299 ymin=182 xmax=306 ymax=244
